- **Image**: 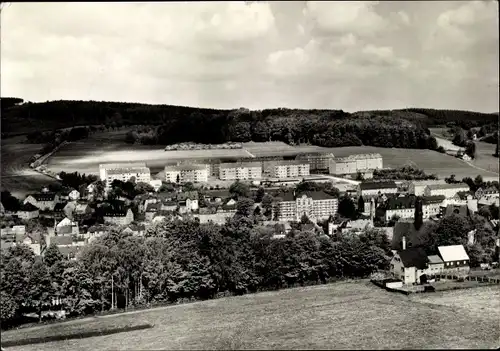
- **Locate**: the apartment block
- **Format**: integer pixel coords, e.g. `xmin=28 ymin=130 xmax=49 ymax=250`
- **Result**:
xmin=423 ymin=183 xmax=470 ymax=199
xmin=295 ymin=152 xmax=335 ymax=173
xmin=164 ymin=164 xmax=208 ymax=183
xmin=219 ymin=162 xmax=262 ymax=181
xmin=329 ymin=153 xmax=383 ymax=175
xmin=99 ymin=163 xmax=151 ymax=189
xmin=271 ymin=160 xmax=310 ymax=179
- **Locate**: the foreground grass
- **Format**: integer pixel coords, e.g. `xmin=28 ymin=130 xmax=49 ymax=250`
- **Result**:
xmin=3 ymin=281 xmax=499 ymax=350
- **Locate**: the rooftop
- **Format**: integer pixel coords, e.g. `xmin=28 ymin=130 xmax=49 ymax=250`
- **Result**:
xmin=100 ymin=162 xmax=146 ymax=169
xmin=165 ymin=164 xmax=207 ymax=172
xmin=220 ymin=162 xmax=262 ymax=169
xmin=18 ymin=203 xmax=39 ymax=212
xmin=359 ymin=181 xmax=398 ymax=190
xmin=438 ymin=244 xmax=469 ymax=262
xmin=426 ymin=183 xmax=469 ymax=190
xmin=337 ymin=153 xmax=383 ymax=162
xmin=295 ymin=190 xmax=338 ymax=201
xmin=106 ymin=167 xmax=150 ymax=175
xmin=398 ymin=247 xmax=429 ymax=269
xmin=421 ymin=195 xmax=446 ymax=205
xmin=427 ymin=255 xmax=443 ymax=264
xmin=386 ymin=196 xmax=416 ymax=210
xmin=28 ymin=193 xmax=57 ymax=201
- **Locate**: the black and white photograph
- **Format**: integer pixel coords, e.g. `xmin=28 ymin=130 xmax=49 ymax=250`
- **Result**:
xmin=1 ymin=1 xmax=499 ymax=350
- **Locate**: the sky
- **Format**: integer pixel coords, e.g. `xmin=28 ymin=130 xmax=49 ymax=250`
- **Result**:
xmin=1 ymin=1 xmax=499 ymax=112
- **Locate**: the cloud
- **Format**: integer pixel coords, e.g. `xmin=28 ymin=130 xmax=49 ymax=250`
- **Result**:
xmin=1 ymin=1 xmax=498 ymax=112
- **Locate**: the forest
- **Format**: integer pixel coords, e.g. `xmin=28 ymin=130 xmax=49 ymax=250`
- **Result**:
xmin=2 ymin=98 xmax=497 ymax=150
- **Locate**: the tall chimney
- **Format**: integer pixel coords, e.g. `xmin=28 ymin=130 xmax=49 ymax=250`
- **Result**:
xmin=402 ymin=236 xmax=406 ymax=250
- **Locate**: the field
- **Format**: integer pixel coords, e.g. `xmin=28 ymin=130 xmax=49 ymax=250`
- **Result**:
xmin=43 ymin=134 xmax=498 ymax=181
xmin=430 ymin=128 xmax=499 ymax=175
xmin=1 ymin=136 xmax=60 ymax=198
xmin=3 ymin=281 xmax=498 ymax=350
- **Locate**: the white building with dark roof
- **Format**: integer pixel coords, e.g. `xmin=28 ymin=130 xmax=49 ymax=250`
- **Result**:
xmin=408 ymin=180 xmax=447 ymax=196
xmin=424 ymin=183 xmax=470 ymax=199
xmin=357 ymin=181 xmax=398 ymax=198
xmin=24 ymin=193 xmax=59 ymax=211
xmin=438 ymin=244 xmax=470 ymax=273
xmin=103 ymin=208 xmax=134 ymax=226
xmin=329 ymin=153 xmax=383 ymax=175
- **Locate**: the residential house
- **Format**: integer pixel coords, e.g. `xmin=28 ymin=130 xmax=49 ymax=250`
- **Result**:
xmin=16 ymin=203 xmax=40 ymax=220
xmin=478 ymin=196 xmax=500 ymax=208
xmin=426 ymin=255 xmax=445 ymax=275
xmin=103 ymin=208 xmax=134 ymax=226
xmin=3 ymin=234 xmax=43 ymax=256
xmin=421 ymin=195 xmax=445 ymax=219
xmin=145 ymin=203 xmax=162 ymax=221
xmin=438 ymin=245 xmax=470 ymax=274
xmin=384 ymin=196 xmax=416 ymax=221
xmin=408 ymin=180 xmax=446 ymax=196
xmin=149 ymin=179 xmax=163 ymax=192
xmin=342 ymin=219 xmax=374 ymax=234
xmin=161 ymin=200 xmax=178 ymax=212
xmin=357 ymin=181 xmax=398 ymax=198
xmin=390 ymin=245 xmax=430 ymax=285
xmin=1 ymin=225 xmax=26 ymax=241
xmin=474 ymin=186 xmax=499 ymax=200
xmin=19 ymin=235 xmax=42 ymax=256
xmin=55 ymin=217 xmax=79 ymax=236
xmin=68 ymin=189 xmax=80 ymax=201
xmin=194 ymin=209 xmax=234 ymax=224
xmin=423 ymin=183 xmax=470 ymax=199
xmin=53 ymin=202 xmax=69 ymax=220
xmin=73 ymin=202 xmax=94 ymax=217
xmin=24 ymin=193 xmax=59 ymax=211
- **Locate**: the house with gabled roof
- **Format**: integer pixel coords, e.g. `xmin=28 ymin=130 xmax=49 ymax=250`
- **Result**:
xmin=16 ymin=203 xmax=40 ymax=220
xmin=424 ymin=183 xmax=470 ymax=199
xmin=357 ymin=181 xmax=398 ymax=198
xmin=438 ymin=244 xmax=470 ymax=273
xmin=24 ymin=193 xmax=59 ymax=211
xmin=104 ymin=208 xmax=134 ymax=226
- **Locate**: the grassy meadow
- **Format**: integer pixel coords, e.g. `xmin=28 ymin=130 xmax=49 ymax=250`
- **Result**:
xmin=3 ymin=282 xmax=499 ymax=350
xmin=1 ymin=136 xmax=60 ymax=198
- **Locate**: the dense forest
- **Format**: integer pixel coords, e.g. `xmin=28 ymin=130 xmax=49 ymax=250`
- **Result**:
xmin=2 ymin=98 xmax=497 ymax=150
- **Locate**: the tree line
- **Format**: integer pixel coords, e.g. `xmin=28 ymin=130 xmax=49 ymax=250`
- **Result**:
xmin=5 ymin=98 xmax=498 ymax=150
xmin=0 ymin=216 xmax=392 ymax=329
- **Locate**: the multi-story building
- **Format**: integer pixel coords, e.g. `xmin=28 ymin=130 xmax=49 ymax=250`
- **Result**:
xmin=276 ymin=191 xmax=338 ymax=222
xmin=271 ymin=160 xmax=310 ymax=179
xmin=474 ymin=186 xmax=499 ymax=200
xmin=295 ymin=152 xmax=335 ymax=173
xmin=219 ymin=162 xmax=262 ymax=181
xmin=99 ymin=163 xmax=151 ymax=189
xmin=423 ymin=183 xmax=470 ymax=199
xmin=329 ymin=153 xmax=383 ymax=175
xmin=408 ymin=180 xmax=446 ymax=196
xmin=421 ymin=195 xmax=445 ymax=218
xmin=357 ymin=181 xmax=398 ymax=198
xmin=103 ymin=208 xmax=134 ymax=226
xmin=164 ymin=164 xmax=208 ymax=183
xmin=384 ymin=196 xmax=415 ymax=221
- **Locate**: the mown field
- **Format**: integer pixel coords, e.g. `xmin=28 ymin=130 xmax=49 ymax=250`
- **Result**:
xmin=3 ymin=282 xmax=498 ymax=350
xmin=43 ymin=134 xmax=497 ymax=180
xmin=1 ymin=136 xmax=60 ymax=198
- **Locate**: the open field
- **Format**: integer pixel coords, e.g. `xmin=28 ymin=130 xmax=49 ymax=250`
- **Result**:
xmin=430 ymin=128 xmax=499 ymax=175
xmin=3 ymin=281 xmax=499 ymax=350
xmin=1 ymin=136 xmax=60 ymax=198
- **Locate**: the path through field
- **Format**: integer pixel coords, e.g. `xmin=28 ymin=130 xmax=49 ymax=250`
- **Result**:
xmin=4 ymin=282 xmax=499 ymax=350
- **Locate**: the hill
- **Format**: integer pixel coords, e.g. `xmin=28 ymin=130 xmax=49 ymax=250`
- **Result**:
xmin=1 ymin=98 xmax=497 ymax=150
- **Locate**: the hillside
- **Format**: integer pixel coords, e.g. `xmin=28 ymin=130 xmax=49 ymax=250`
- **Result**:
xmin=1 ymin=98 xmax=497 ymax=150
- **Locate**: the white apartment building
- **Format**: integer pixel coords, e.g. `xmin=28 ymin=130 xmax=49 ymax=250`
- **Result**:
xmin=408 ymin=180 xmax=446 ymax=196
xmin=295 ymin=152 xmax=335 ymax=172
xmin=423 ymin=183 xmax=470 ymax=199
xmin=164 ymin=164 xmax=208 ymax=183
xmin=385 ymin=196 xmax=415 ymax=222
xmin=329 ymin=153 xmax=383 ymax=175
xmin=421 ymin=195 xmax=445 ymax=218
xmin=271 ymin=161 xmax=310 ymax=179
xmin=277 ymin=191 xmax=338 ymax=222
xmin=219 ymin=162 xmax=262 ymax=181
xmin=99 ymin=163 xmax=151 ymax=189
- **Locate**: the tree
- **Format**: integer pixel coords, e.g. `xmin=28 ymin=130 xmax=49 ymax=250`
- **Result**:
xmin=0 ymin=191 xmax=21 ymax=211
xmin=135 ymin=182 xmax=154 ymax=195
xmin=445 ymin=174 xmax=458 ymax=184
xmin=183 ymin=182 xmax=196 ymax=192
xmin=61 ymin=262 xmax=101 ymax=316
xmin=478 ymin=206 xmax=492 ymax=219
xmin=255 ymin=187 xmax=265 ymax=203
xmin=452 ymin=128 xmax=467 ymax=147
xmin=229 ymin=181 xmax=250 ymax=199
xmin=355 ymin=172 xmax=364 ymax=181
xmin=357 ymin=196 xmax=365 ymax=214
xmin=414 ymin=197 xmax=423 ymax=230
xmin=0 ymin=291 xmax=18 ymax=325
xmin=338 ymin=196 xmax=357 ymax=220
xmin=176 ymin=174 xmax=180 ymax=184
xmin=236 ymin=197 xmax=255 ymax=217
xmin=261 ymin=194 xmax=274 ymax=218
xmin=28 ymin=259 xmax=54 ymax=322
xmin=44 ymin=244 xmax=64 ymax=267
xmin=465 ymin=141 xmax=476 ymax=159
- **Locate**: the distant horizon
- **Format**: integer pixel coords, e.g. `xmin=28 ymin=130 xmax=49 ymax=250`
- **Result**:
xmin=2 ymin=96 xmax=499 ymax=115
xmin=1 ymin=2 xmax=498 ymax=113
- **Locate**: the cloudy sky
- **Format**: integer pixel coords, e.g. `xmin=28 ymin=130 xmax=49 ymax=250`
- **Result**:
xmin=1 ymin=1 xmax=498 ymax=112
